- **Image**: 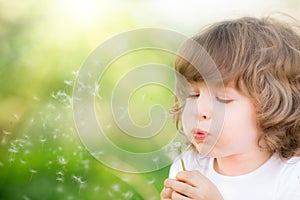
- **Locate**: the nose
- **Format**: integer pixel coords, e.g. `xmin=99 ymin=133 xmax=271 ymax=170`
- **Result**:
xmin=197 ymin=94 xmax=212 ymax=121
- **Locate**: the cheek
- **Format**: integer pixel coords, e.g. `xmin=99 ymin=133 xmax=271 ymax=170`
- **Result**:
xmin=181 ymin=101 xmax=197 ymax=132
xmin=220 ymin=105 xmax=259 ymax=143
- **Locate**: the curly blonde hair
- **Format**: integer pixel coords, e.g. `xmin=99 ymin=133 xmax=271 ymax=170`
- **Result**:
xmin=174 ymin=16 xmax=300 ymax=159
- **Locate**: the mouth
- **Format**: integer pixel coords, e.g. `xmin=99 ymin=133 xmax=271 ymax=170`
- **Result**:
xmin=192 ymin=128 xmax=208 ymax=141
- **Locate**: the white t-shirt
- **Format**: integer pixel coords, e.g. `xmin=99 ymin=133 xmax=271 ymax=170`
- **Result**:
xmin=169 ymin=151 xmax=300 ymax=200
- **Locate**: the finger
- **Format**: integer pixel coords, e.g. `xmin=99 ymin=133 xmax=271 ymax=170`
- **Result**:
xmin=164 ymin=178 xmax=197 ymax=198
xmin=171 ymin=190 xmax=191 ymax=200
xmin=176 ymin=170 xmax=207 ymax=187
xmin=160 ymin=187 xmax=173 ymax=199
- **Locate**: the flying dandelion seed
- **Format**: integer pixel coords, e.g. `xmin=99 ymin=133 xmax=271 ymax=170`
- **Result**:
xmin=56 ymin=177 xmax=64 ymax=183
xmin=72 ymin=70 xmax=79 ymax=77
xmin=55 ymin=114 xmax=61 ymax=121
xmin=0 ymin=161 xmax=4 ymax=167
xmin=2 ymin=130 xmax=11 ymax=135
xmin=122 ymin=191 xmax=134 ymax=199
xmin=94 ymin=185 xmax=101 ymax=192
xmin=152 ymin=157 xmax=159 ymax=169
xmin=64 ymin=80 xmax=73 ymax=86
xmin=32 ymin=96 xmax=40 ymax=101
xmin=111 ymin=184 xmax=120 ymax=192
xmin=1 ymin=130 xmax=11 ymax=145
xmin=40 ymin=138 xmax=47 ymax=150
xmin=56 ymin=185 xmax=64 ymax=193
xmin=81 ymin=159 xmax=90 ymax=170
xmin=22 ymin=195 xmax=31 ymax=200
xmin=8 ymin=146 xmax=19 ymax=154
xmin=58 ymin=157 xmax=67 ymax=165
xmin=29 ymin=169 xmax=37 ymax=182
xmin=8 ymin=156 xmax=15 ymax=165
xmin=121 ymin=177 xmax=131 ymax=182
xmin=20 ymin=160 xmax=27 ymax=165
xmin=12 ymin=113 xmax=20 ymax=120
xmin=148 ymin=178 xmax=155 ymax=184
xmin=72 ymin=175 xmax=86 ymax=193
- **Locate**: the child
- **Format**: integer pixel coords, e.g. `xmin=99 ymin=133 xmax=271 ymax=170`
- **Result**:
xmin=161 ymin=16 xmax=300 ymax=200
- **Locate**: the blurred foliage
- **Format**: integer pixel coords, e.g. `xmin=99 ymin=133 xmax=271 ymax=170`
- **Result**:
xmin=0 ymin=0 xmax=174 ymax=199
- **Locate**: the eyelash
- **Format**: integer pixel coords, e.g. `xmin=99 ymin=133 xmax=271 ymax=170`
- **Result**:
xmin=187 ymin=94 xmax=233 ymax=104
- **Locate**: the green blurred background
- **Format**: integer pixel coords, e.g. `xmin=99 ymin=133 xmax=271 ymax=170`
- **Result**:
xmin=0 ymin=0 xmax=299 ymax=199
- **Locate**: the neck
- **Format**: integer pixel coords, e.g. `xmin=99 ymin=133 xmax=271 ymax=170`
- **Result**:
xmin=214 ymin=150 xmax=271 ymax=176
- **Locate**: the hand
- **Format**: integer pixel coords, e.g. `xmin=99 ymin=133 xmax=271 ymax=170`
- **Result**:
xmin=161 ymin=170 xmax=223 ymax=200
xmin=160 ymin=186 xmax=173 ymax=200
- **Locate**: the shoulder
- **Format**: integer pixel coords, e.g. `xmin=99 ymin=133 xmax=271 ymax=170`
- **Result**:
xmin=276 ymin=156 xmax=300 ymax=199
xmin=169 ymin=150 xmax=212 ymax=179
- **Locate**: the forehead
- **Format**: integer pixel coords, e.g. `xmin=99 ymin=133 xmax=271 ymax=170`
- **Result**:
xmin=189 ymin=81 xmax=237 ymax=94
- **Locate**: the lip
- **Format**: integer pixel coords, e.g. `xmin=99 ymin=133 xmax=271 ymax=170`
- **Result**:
xmin=192 ymin=128 xmax=208 ymax=141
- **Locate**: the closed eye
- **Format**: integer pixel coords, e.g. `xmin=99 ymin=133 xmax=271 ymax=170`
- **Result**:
xmin=216 ymin=96 xmax=233 ymax=103
xmin=188 ymin=93 xmax=200 ymax=98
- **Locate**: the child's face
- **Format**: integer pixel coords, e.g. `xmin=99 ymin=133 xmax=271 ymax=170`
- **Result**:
xmin=182 ymin=82 xmax=262 ymax=157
